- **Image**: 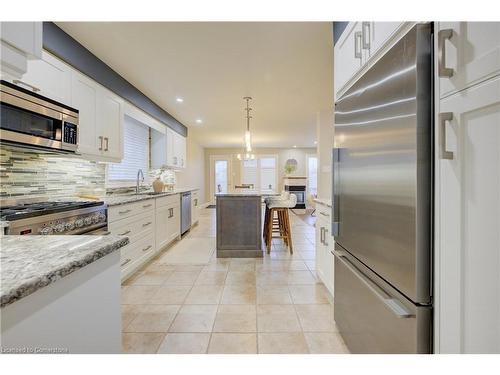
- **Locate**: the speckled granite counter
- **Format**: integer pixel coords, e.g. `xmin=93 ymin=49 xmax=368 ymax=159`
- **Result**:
xmin=0 ymin=235 xmax=129 ymax=308
xmin=103 ymin=187 xmax=199 ymax=207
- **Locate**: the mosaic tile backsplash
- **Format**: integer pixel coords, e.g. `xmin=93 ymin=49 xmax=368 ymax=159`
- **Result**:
xmin=0 ymin=145 xmax=106 ymax=199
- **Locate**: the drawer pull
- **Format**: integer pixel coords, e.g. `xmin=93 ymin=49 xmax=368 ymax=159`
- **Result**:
xmin=118 ymin=209 xmax=132 ymax=214
xmin=438 ymin=29 xmax=454 ymax=78
xmin=142 ymin=221 xmax=152 ymax=227
xmin=320 ymin=212 xmax=330 ymax=217
xmin=142 ymin=245 xmax=152 ymax=252
xmin=12 ymin=79 xmax=40 ymax=92
xmin=121 ymin=258 xmax=131 ymax=267
xmin=118 ymin=230 xmax=131 ymax=236
xmin=143 ymin=203 xmax=153 ymax=208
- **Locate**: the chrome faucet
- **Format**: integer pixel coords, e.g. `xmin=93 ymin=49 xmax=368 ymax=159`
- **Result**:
xmin=136 ymin=169 xmax=145 ymax=194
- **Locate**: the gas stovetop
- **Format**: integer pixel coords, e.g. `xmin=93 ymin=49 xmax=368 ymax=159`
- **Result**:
xmin=0 ymin=201 xmax=104 ymax=221
xmin=1 ymin=200 xmax=107 ymax=235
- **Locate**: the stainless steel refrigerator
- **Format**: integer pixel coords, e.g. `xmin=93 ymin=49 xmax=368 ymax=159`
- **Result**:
xmin=332 ymin=23 xmax=433 ymax=354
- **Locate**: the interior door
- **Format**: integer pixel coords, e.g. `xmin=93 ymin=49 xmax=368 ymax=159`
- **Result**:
xmin=210 ymin=156 xmax=232 ymax=204
xmin=437 ymin=75 xmax=500 ymax=354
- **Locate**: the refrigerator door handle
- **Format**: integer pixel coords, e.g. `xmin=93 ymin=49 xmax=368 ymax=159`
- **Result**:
xmin=332 ymin=250 xmax=415 ymax=319
xmin=332 ymin=147 xmax=340 ymax=236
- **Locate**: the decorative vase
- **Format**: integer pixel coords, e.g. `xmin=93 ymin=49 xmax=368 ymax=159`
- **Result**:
xmin=153 ymin=178 xmax=164 ymax=193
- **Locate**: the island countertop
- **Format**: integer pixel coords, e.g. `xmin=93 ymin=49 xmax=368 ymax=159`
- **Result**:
xmin=0 ymin=235 xmax=129 ymax=308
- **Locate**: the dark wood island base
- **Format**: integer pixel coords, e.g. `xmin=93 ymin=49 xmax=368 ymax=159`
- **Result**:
xmin=216 ymin=194 xmax=264 ymax=258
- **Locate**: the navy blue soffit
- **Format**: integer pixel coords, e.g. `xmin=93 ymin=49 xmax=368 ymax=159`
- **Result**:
xmin=333 ymin=22 xmax=349 ymax=45
xmin=42 ymin=22 xmax=187 ymax=137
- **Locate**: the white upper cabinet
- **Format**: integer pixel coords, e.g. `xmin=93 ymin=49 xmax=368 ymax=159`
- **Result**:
xmin=335 ymin=22 xmax=406 ymax=98
xmin=166 ymin=128 xmax=176 ymax=167
xmin=71 ymin=70 xmax=123 ymax=162
xmin=174 ymin=131 xmax=187 ymax=168
xmin=334 ymin=22 xmax=362 ymax=97
xmin=151 ymin=127 xmax=187 ymax=169
xmin=438 ymin=22 xmax=500 ymax=98
xmin=71 ymin=72 xmax=98 ymax=155
xmin=0 ymin=22 xmax=42 ymax=78
xmin=14 ymin=51 xmax=72 ymax=104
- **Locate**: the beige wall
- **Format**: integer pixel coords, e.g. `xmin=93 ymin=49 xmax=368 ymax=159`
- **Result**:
xmin=176 ymin=136 xmax=206 ymax=204
xmin=204 ymin=147 xmax=317 ymax=202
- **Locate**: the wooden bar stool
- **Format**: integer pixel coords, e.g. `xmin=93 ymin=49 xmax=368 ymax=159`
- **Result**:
xmin=264 ymin=194 xmax=296 ymax=254
xmin=263 ymin=192 xmax=289 ymax=247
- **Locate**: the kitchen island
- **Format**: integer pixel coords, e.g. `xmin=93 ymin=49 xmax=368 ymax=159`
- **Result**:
xmin=0 ymin=235 xmax=129 ymax=354
xmin=216 ymin=192 xmax=277 ymax=258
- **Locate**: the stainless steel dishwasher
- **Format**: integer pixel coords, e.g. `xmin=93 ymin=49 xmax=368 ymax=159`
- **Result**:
xmin=180 ymin=192 xmax=191 ymax=235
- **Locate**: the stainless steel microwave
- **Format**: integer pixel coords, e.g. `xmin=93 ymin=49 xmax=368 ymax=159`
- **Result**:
xmin=0 ymin=80 xmax=78 ymax=152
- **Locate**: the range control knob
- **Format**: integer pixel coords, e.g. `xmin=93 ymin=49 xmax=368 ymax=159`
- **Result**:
xmin=98 ymin=213 xmax=107 ymax=223
xmin=55 ymin=223 xmax=65 ymax=233
xmin=65 ymin=222 xmax=75 ymax=231
xmin=75 ymin=218 xmax=84 ymax=228
xmin=84 ymin=217 xmax=93 ymax=226
xmin=92 ymin=215 xmax=100 ymax=224
xmin=40 ymin=227 xmax=53 ymax=235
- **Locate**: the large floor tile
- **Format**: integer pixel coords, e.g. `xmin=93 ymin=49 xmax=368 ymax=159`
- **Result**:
xmin=124 ymin=305 xmax=180 ymax=333
xmin=168 ymin=305 xmax=217 ymax=332
xmin=163 ymin=271 xmax=200 ymax=286
xmin=126 ymin=269 xmax=174 ymax=286
xmin=195 ymin=270 xmax=227 ymax=285
xmin=258 ymin=332 xmax=309 ymax=354
xmin=149 ymin=285 xmax=192 ymax=304
xmin=304 ymin=332 xmax=350 ymax=354
xmin=121 ymin=285 xmax=160 ymax=304
xmin=228 ymin=260 xmax=256 ymax=272
xmin=213 ymin=305 xmax=257 ymax=332
xmin=287 ymin=270 xmax=318 ymax=285
xmin=122 ymin=332 xmax=165 ymax=354
xmin=289 ymin=284 xmax=331 ymax=304
xmin=221 ymin=284 xmax=257 ymax=304
xmin=257 ymin=304 xmax=301 ymax=332
xmin=256 ymin=271 xmax=289 ymax=286
xmin=225 ymin=271 xmax=256 ymax=285
xmin=256 ymin=285 xmax=292 ymax=304
xmin=208 ymin=333 xmax=257 ymax=354
xmin=157 ymin=333 xmax=210 ymax=354
xmin=184 ymin=285 xmax=223 ymax=304
xmin=295 ymin=304 xmax=337 ymax=332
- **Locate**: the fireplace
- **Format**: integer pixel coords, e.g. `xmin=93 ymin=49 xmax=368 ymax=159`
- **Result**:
xmin=284 ymin=185 xmax=306 ymax=209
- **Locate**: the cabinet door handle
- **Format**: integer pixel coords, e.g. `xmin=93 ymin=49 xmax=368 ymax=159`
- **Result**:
xmin=439 ymin=112 xmax=454 ymax=160
xmin=12 ymin=79 xmax=40 ymax=92
xmin=361 ymin=22 xmax=370 ymax=49
xmin=320 ymin=227 xmax=325 ymax=245
xmin=324 ymin=229 xmax=329 ymax=246
xmin=142 ymin=245 xmax=152 ymax=252
xmin=98 ymin=136 xmax=103 ymax=151
xmin=438 ymin=29 xmax=454 ymax=78
xmin=118 ymin=230 xmax=131 ymax=236
xmin=354 ymin=31 xmax=362 ymax=59
xmin=118 ymin=209 xmax=132 ymax=214
xmin=143 ymin=203 xmax=153 ymax=208
xmin=320 ymin=212 xmax=330 ymax=218
xmin=142 ymin=221 xmax=152 ymax=227
xmin=104 ymin=137 xmax=109 ymax=151
xmin=121 ymin=258 xmax=131 ymax=267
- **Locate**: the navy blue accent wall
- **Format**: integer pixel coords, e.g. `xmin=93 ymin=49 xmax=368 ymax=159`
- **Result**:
xmin=42 ymin=22 xmax=187 ymax=137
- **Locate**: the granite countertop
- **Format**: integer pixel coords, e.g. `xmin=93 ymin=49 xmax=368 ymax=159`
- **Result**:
xmin=103 ymin=187 xmax=199 ymax=207
xmin=314 ymin=198 xmax=332 ymax=207
xmin=0 ymin=235 xmax=129 ymax=308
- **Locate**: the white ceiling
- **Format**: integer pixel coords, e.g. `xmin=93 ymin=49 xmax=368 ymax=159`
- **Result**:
xmin=56 ymin=22 xmax=333 ymax=148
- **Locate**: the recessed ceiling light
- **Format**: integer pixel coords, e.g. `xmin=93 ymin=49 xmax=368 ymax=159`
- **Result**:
xmin=293 ymin=145 xmax=297 ymax=148
xmin=195 ymin=119 xmax=202 ymax=124
xmin=314 ymin=141 xmax=317 ymax=145
xmin=176 ymin=97 xmax=184 ymax=103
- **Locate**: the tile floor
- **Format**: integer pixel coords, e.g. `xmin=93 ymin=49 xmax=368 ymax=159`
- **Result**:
xmin=121 ymin=208 xmax=349 ymax=354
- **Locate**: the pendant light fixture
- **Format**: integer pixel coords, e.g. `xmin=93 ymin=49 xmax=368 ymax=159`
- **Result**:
xmin=237 ymin=96 xmax=255 ymax=161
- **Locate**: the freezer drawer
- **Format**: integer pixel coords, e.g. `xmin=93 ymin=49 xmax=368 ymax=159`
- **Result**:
xmin=333 ymin=249 xmax=432 ymax=353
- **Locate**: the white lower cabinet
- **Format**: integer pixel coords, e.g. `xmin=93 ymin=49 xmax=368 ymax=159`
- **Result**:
xmin=191 ymin=190 xmax=199 ymax=226
xmin=315 ymin=204 xmax=334 ymax=296
xmin=437 ymin=75 xmax=500 ymax=353
xmin=109 ymin=194 xmax=182 ymax=281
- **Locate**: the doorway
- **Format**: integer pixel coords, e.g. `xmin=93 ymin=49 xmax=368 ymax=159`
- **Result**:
xmin=209 ymin=155 xmax=232 ymax=204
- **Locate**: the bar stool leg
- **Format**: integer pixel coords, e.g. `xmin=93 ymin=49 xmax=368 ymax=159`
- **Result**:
xmin=285 ymin=208 xmax=293 ymax=254
xmin=266 ymin=208 xmax=273 ymax=254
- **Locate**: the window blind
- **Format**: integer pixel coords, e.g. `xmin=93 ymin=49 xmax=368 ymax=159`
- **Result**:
xmin=242 ymin=159 xmax=258 ymax=188
xmin=108 ymin=116 xmax=150 ymax=181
